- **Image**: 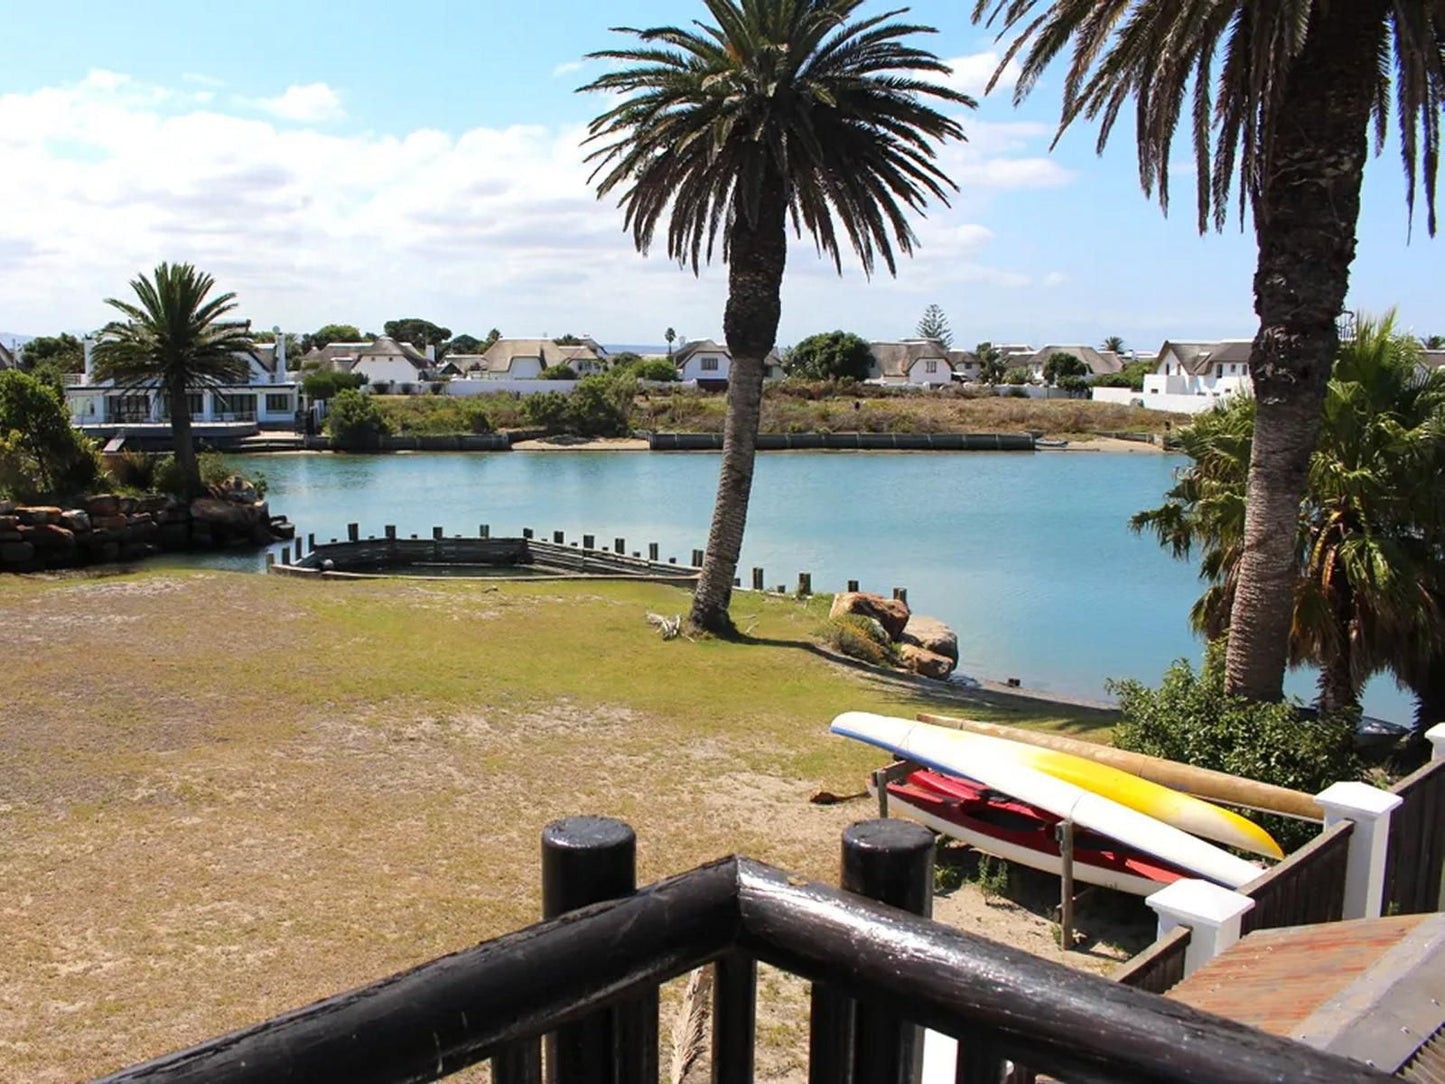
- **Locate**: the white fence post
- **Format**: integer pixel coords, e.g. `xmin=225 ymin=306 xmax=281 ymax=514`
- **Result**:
xmin=1427 ymin=722 xmax=1445 ymax=761
xmin=1146 ymin=879 xmax=1255 ymax=979
xmin=1315 ymin=781 xmax=1403 ymax=920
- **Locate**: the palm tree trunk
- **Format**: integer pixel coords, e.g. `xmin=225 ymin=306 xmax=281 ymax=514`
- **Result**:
xmin=168 ymin=379 xmax=202 ymax=497
xmin=1223 ymin=1 xmax=1389 ymax=701
xmin=1315 ymin=647 xmax=1358 ymax=717
xmin=689 ymin=173 xmax=788 ymax=635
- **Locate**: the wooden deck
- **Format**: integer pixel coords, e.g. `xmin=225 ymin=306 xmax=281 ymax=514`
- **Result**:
xmin=1169 ymin=913 xmax=1445 ymax=1075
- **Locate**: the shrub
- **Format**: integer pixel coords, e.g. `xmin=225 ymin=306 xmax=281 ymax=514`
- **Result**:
xmin=1004 ymin=367 xmax=1029 ymax=385
xmin=783 ymin=331 xmax=874 ymax=381
xmin=625 ymin=357 xmax=678 ymax=382
xmin=111 ymin=449 xmax=160 ymax=492
xmin=569 ymin=374 xmax=635 ymax=437
xmin=1107 ymin=643 xmax=1362 ymax=852
xmin=0 ymin=370 xmax=102 ymax=501
xmin=302 ymin=370 xmax=366 ymax=401
xmin=540 ymin=364 xmax=577 ymax=380
xmin=153 ymin=451 xmax=264 ymax=498
xmin=815 ymin=614 xmax=900 ymax=667
xmin=521 ymin=391 xmax=573 ymax=433
xmin=326 ymin=389 xmax=392 ymax=449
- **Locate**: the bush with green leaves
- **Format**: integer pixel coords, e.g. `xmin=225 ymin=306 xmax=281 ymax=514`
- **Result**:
xmin=568 ymin=374 xmax=634 ymax=437
xmin=1093 ymin=359 xmax=1156 ymax=391
xmin=521 ymin=391 xmax=573 ymax=433
xmin=815 ymin=613 xmax=900 ymax=667
xmin=326 ymin=389 xmax=392 ymax=449
xmin=1107 ymin=644 xmax=1362 ymax=852
xmin=540 ymin=364 xmax=577 ymax=380
xmin=622 ymin=357 xmax=678 ymax=382
xmin=1003 ymin=367 xmax=1029 ymax=386
xmin=152 ymin=451 xmax=266 ymax=499
xmin=0 ymin=370 xmax=102 ymax=501
xmin=783 ymin=331 xmax=874 ymax=382
xmin=302 ymin=370 xmax=366 ymax=401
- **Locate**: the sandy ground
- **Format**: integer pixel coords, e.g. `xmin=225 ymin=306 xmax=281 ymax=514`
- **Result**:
xmin=1056 ymin=435 xmax=1167 ymax=454
xmin=510 ymin=435 xmax=652 ymax=451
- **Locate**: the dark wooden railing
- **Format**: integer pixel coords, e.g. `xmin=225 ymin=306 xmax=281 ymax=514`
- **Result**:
xmin=1239 ymin=819 xmax=1353 ymax=934
xmin=94 ymin=817 xmax=1390 ymax=1084
xmin=1384 ymin=757 xmax=1445 ymax=915
xmin=1112 ymin=925 xmax=1192 ymax=994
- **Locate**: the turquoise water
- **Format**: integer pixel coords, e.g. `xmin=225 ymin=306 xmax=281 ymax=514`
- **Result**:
xmin=198 ymin=450 xmax=1412 ymax=723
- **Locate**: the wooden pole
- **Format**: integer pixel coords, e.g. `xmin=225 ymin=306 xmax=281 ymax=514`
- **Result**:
xmin=798 ymin=573 xmax=812 ymax=596
xmin=281 ymin=546 xmax=291 ymax=565
xmin=1058 ymin=818 xmax=1076 ymax=953
xmin=614 ymin=537 xmax=626 ymax=554
xmin=847 ymin=579 xmax=860 ymax=593
xmin=385 ymin=525 xmax=396 ymax=541
xmin=648 ymin=542 xmax=659 ymax=561
xmin=553 ymin=531 xmax=564 ymax=544
xmin=432 ymin=526 xmax=444 ymax=540
xmin=582 ymin=534 xmax=595 ymax=550
xmin=914 ymin=714 xmax=1322 ymax=820
xmin=479 ymin=524 xmax=490 ymax=538
xmin=712 ymin=951 xmax=757 ymax=1084
xmin=523 ymin=528 xmax=533 ymax=539
xmin=347 ymin=523 xmax=359 ymax=542
xmin=752 ymin=567 xmax=764 ymax=590
xmin=892 ymin=587 xmax=907 ymax=605
xmin=307 ymin=532 xmax=315 ymax=552
xmin=692 ymin=548 xmax=704 ymax=567
xmin=541 ymin=817 xmax=656 ymax=1084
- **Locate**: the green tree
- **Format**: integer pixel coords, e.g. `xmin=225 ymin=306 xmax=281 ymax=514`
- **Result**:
xmin=92 ymin=262 xmax=255 ymax=497
xmin=540 ymin=364 xmax=578 ymax=380
xmin=447 ymin=334 xmax=482 ymax=354
xmin=1101 ymin=335 xmax=1126 ymax=354
xmin=305 ymin=323 xmax=363 ymax=351
xmin=21 ymin=333 xmax=84 ymax=373
xmin=0 ymin=370 xmax=101 ymax=500
xmin=553 ymin=333 xmax=583 ymax=346
xmin=302 ymin=370 xmax=366 ymax=401
xmin=1003 ymin=366 xmax=1029 ymax=386
xmin=325 ymin=388 xmax=391 ymax=449
xmin=783 ymin=331 xmax=874 ymax=382
xmin=383 ymin=318 xmax=451 ymax=351
xmin=665 ymin=327 xmax=677 ymax=355
xmin=1043 ymin=351 xmax=1087 ymax=386
xmin=1424 ymin=335 xmax=1445 ymax=350
xmin=1132 ymin=315 xmax=1445 ymax=717
xmin=482 ymin=328 xmax=501 ymax=350
xmin=1093 ymin=358 xmax=1156 ymax=391
xmin=583 ymin=0 xmax=971 ymax=634
xmin=976 ymin=341 xmax=1006 ymax=384
xmin=915 ymin=304 xmax=953 ymax=348
xmin=976 ymin=2 xmax=1445 ymax=705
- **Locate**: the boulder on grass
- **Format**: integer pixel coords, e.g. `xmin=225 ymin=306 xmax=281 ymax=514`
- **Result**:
xmin=60 ymin=510 xmax=92 ymax=534
xmin=901 ymin=615 xmax=958 ymax=664
xmin=829 ymin=591 xmax=910 ymax=641
xmin=900 ymin=643 xmax=955 ymax=680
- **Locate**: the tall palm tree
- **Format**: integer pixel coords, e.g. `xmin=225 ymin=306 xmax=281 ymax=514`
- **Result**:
xmin=1133 ymin=316 xmax=1445 ymax=717
xmin=1102 ymin=335 xmax=1126 ymax=354
xmin=665 ymin=327 xmax=677 ymax=356
xmin=93 ymin=263 xmax=256 ymax=497
xmin=583 ymin=0 xmax=971 ymax=633
xmin=974 ymin=2 xmax=1444 ymax=703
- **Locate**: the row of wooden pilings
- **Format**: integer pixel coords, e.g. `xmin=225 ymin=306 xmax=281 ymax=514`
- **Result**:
xmin=268 ymin=522 xmax=910 ymax=600
xmin=499 ymin=814 xmax=937 ymax=1083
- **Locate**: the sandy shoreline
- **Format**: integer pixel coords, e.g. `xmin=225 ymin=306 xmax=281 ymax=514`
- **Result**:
xmin=506 ymin=433 xmax=1168 ymax=453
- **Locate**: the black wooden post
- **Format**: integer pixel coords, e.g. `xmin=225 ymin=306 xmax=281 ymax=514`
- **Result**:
xmin=848 ymin=579 xmax=860 ymax=593
xmin=281 ymin=545 xmax=291 ymax=565
xmin=307 ymin=532 xmax=315 ymax=553
xmin=554 ymin=530 xmax=565 ymax=544
xmin=648 ymin=542 xmax=659 ymax=561
xmin=541 ymin=817 xmax=657 ymax=1084
xmin=614 ymin=537 xmax=626 ymax=554
xmin=752 ymin=567 xmax=764 ymax=590
xmin=798 ymin=572 xmax=812 ymax=596
xmin=583 ymin=534 xmax=595 ymax=550
xmin=480 ymin=524 xmax=490 ymax=538
xmin=347 ymin=522 xmax=359 ymax=542
xmin=433 ymin=526 xmax=444 ymax=540
xmin=493 ymin=1043 xmax=543 ymax=1084
xmin=385 ymin=524 xmax=396 ymax=541
xmin=892 ymin=587 xmax=908 ymax=605
xmin=712 ymin=951 xmax=757 ymax=1084
xmin=844 ymin=820 xmax=932 ymax=1084
xmin=523 ymin=527 xmax=534 ymax=540
xmin=265 ymin=553 xmax=275 ymax=570
xmin=692 ymin=548 xmax=704 ymax=567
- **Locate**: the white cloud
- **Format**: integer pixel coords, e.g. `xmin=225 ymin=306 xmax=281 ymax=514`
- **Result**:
xmin=182 ymin=73 xmax=225 ymax=88
xmin=1042 ymin=271 xmax=1067 ymax=287
xmin=248 ymin=83 xmax=345 ymax=123
xmin=0 ymin=70 xmax=1074 ymax=344
xmin=552 ymin=60 xmax=585 ymax=78
xmin=934 ymin=52 xmax=1022 ymax=99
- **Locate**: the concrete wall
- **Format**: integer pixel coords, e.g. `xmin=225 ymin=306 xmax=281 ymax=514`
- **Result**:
xmin=1091 ymin=387 xmax=1148 ymax=408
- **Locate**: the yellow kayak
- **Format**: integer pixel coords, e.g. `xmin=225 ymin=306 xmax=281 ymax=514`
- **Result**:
xmin=868 ymin=716 xmax=1282 ymax=859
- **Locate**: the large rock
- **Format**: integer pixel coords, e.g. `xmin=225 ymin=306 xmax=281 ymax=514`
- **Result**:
xmin=20 ymin=523 xmax=75 ymax=551
xmin=829 ymin=591 xmax=911 ymax=641
xmin=214 ymin=475 xmax=260 ymax=504
xmin=85 ymin=495 xmax=120 ymax=518
xmin=900 ymin=643 xmax=955 ymax=680
xmin=60 ymin=510 xmax=91 ymax=534
xmin=901 ymin=615 xmax=958 ymax=664
xmin=190 ymin=497 xmax=261 ymax=533
xmin=1 ymin=541 xmax=35 ymax=563
xmin=17 ymin=506 xmax=61 ymax=526
xmin=0 ymin=499 xmax=13 ymax=515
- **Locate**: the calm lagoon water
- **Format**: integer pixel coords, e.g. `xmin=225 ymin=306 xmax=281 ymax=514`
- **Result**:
xmin=200 ymin=449 xmax=1411 ymax=723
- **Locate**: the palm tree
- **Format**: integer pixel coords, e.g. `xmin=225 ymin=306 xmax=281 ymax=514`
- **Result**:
xmin=1424 ymin=334 xmax=1445 ymax=350
xmin=1102 ymin=335 xmax=1126 ymax=354
xmin=1133 ymin=315 xmax=1445 ymax=717
xmin=92 ymin=263 xmax=255 ymax=496
xmin=974 ymin=2 xmax=1444 ymax=703
xmin=583 ymin=0 xmax=971 ymax=634
xmin=665 ymin=327 xmax=677 ymax=356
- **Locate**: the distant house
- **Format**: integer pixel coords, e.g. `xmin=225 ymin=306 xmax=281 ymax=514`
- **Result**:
xmin=1138 ymin=339 xmax=1254 ymax=412
xmin=867 ymin=340 xmax=954 ymax=386
xmin=464 ymin=338 xmax=608 ymax=380
xmin=65 ymin=331 xmax=300 ymax=431
xmin=1025 ymin=345 xmax=1123 ymax=384
xmin=1418 ymin=349 xmax=1445 ymax=381
xmin=300 ymin=341 xmax=375 ymax=372
xmin=674 ymin=339 xmax=731 ymax=388
xmin=947 ymin=349 xmax=981 ymax=382
xmin=349 ymin=337 xmax=435 ymax=389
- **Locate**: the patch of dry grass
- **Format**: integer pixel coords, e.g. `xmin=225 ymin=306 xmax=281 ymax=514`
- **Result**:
xmin=0 ymin=570 xmax=1121 ymax=1082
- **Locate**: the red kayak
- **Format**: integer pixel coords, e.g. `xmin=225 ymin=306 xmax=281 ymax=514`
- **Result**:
xmin=878 ymin=769 xmax=1191 ymax=896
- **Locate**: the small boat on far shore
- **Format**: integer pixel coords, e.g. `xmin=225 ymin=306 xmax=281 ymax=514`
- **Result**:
xmin=1034 ymin=437 xmax=1070 ymax=449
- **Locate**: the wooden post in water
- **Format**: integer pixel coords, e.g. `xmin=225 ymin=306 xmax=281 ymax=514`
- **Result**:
xmin=385 ymin=525 xmax=396 ymax=541
xmin=648 ymin=542 xmax=659 ymax=561
xmin=347 ymin=523 xmax=359 ymax=542
xmin=614 ymin=537 xmax=626 ymax=554
xmin=538 ymin=817 xmax=657 ymax=1084
xmin=752 ymin=567 xmax=764 ymax=590
xmin=692 ymin=549 xmax=705 ymax=567
xmin=848 ymin=579 xmax=860 ymax=593
xmin=308 ymin=532 xmax=315 ymax=553
xmin=583 ymin=534 xmax=595 ymax=550
xmin=479 ymin=524 xmax=490 ymax=538
xmin=798 ymin=573 xmax=812 ymax=597
xmin=553 ymin=530 xmax=564 ymax=544
xmin=522 ymin=527 xmax=533 ymax=540
xmin=893 ymin=587 xmax=908 ymax=605
xmin=432 ymin=526 xmax=444 ymax=540
xmin=1058 ymin=819 xmax=1076 ymax=952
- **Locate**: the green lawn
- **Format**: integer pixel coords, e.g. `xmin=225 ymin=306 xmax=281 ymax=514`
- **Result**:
xmin=0 ymin=570 xmax=1114 ymax=1081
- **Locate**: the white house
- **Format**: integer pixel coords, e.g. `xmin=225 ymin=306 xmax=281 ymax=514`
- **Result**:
xmin=66 ymin=328 xmax=300 ymax=431
xmin=1417 ymin=349 xmax=1445 ymax=381
xmin=348 ymin=337 xmax=435 ymax=390
xmin=453 ymin=338 xmax=608 ymax=381
xmin=947 ymin=349 xmax=981 ymax=382
xmin=867 ymin=340 xmax=954 ymax=386
xmin=674 ymin=339 xmax=731 ymax=387
xmin=1139 ymin=340 xmax=1253 ymax=412
xmin=1026 ymin=345 xmax=1123 ymax=384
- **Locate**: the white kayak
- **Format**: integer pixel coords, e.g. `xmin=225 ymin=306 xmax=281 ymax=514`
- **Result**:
xmin=832 ymin=712 xmax=1261 ymax=889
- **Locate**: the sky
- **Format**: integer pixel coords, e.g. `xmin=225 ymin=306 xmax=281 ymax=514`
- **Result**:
xmin=1 ymin=0 xmax=1441 ymax=352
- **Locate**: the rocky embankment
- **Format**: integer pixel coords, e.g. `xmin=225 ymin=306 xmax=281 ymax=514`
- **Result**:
xmin=827 ymin=590 xmax=960 ymax=680
xmin=0 ymin=476 xmax=293 ymax=573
